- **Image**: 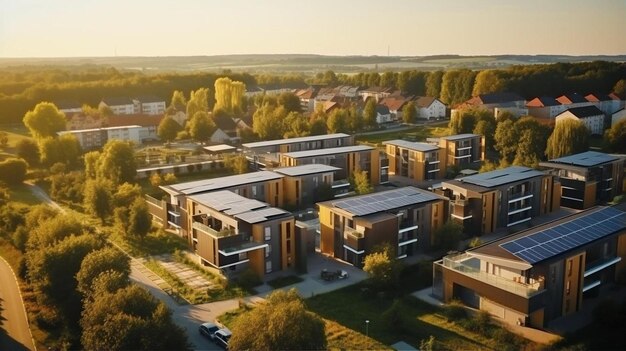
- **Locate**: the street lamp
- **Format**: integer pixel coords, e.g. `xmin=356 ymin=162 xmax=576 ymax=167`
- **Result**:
xmin=365 ymin=320 xmax=370 ymax=350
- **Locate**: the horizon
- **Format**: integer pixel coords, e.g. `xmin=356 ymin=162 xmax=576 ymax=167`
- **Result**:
xmin=1 ymin=0 xmax=625 ymax=58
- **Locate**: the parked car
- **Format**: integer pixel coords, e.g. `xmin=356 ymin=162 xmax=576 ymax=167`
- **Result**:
xmin=320 ymin=269 xmax=348 ymax=281
xmin=214 ymin=328 xmax=232 ymax=349
xmin=199 ymin=322 xmax=220 ymax=340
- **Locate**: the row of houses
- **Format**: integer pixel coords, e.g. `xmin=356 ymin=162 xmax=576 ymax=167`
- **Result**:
xmin=57 ymin=96 xmax=167 ymax=116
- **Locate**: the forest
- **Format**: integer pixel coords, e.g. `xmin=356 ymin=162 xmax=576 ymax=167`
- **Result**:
xmin=0 ymin=61 xmax=625 ymax=125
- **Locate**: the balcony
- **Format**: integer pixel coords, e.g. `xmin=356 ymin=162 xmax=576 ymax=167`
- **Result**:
xmin=192 ymin=221 xmax=236 ymax=238
xmin=439 ymin=253 xmax=544 ymax=298
xmin=584 ymin=256 xmax=622 ymax=278
xmin=450 ymin=199 xmax=472 ymax=220
xmin=344 ymin=227 xmax=365 ymax=252
xmin=508 ymin=191 xmax=533 ymax=203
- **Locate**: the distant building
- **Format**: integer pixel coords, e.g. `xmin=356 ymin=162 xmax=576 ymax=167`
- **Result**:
xmin=55 ymin=100 xmax=82 ymax=115
xmin=99 ymin=97 xmax=136 ymax=115
xmin=612 ymin=108 xmax=626 ymax=126
xmin=434 ymin=134 xmax=485 ymax=168
xmin=457 ymin=92 xmax=526 ymax=113
xmin=358 ymin=87 xmax=393 ymax=102
xmin=133 ymin=96 xmax=166 ymax=115
xmin=384 ymin=140 xmax=446 ymax=180
xmin=415 ymin=96 xmax=446 ymax=119
xmin=555 ymin=106 xmax=605 ymax=135
xmin=108 ymin=114 xmax=164 ymax=142
xmin=526 ymin=97 xmax=566 ymax=120
xmin=242 ymin=133 xmax=354 ymax=158
xmin=539 ymin=151 xmax=625 ymax=209
xmin=58 ymin=125 xmax=142 ymax=150
xmin=273 ymin=164 xmax=340 ymax=208
xmin=376 ymin=105 xmax=393 ymax=124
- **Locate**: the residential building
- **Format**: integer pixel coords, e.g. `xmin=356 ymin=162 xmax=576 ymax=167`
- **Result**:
xmin=539 ymin=151 xmax=625 ymax=209
xmin=108 ymin=114 xmax=164 ymax=142
xmin=273 ymin=164 xmax=340 ymax=208
xmin=187 ymin=190 xmax=296 ymax=278
xmin=358 ymin=86 xmax=393 ymax=102
xmin=433 ymin=134 xmax=485 ymax=168
xmin=455 ymin=92 xmax=526 ymax=115
xmin=526 ymin=97 xmax=566 ymax=120
xmin=66 ymin=112 xmax=106 ymax=130
xmin=433 ymin=206 xmax=626 ymax=328
xmin=99 ymin=97 xmax=136 ymax=115
xmin=609 ymin=93 xmax=625 ymax=109
xmin=384 ymin=140 xmax=446 ymax=180
xmin=415 ymin=96 xmax=446 ymax=119
xmin=612 ymin=108 xmax=626 ymax=126
xmin=381 ymin=97 xmax=409 ymax=121
xmin=242 ymin=133 xmax=354 ymax=155
xmin=436 ymin=166 xmax=560 ymax=234
xmin=318 ymin=187 xmax=448 ymax=267
xmin=556 ymin=93 xmax=593 ymax=109
xmin=494 ymin=106 xmax=529 ymax=120
xmin=295 ymin=88 xmax=318 ymax=112
xmin=133 ymin=96 xmax=166 ymax=115
xmin=585 ymin=93 xmax=621 ymax=116
xmin=555 ymin=106 xmax=605 ymax=135
xmin=58 ymin=125 xmax=142 ymax=150
xmin=55 ymin=100 xmax=82 ymax=115
xmin=376 ymin=105 xmax=393 ymax=124
xmin=279 ymin=145 xmax=387 ymax=185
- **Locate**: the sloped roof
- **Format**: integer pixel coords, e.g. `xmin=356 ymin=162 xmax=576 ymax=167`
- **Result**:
xmin=556 ymin=93 xmax=587 ymax=104
xmin=213 ymin=114 xmax=237 ymax=131
xmin=107 ymin=114 xmax=164 ymax=127
xmin=376 ymin=105 xmax=390 ymax=114
xmin=134 ymin=95 xmax=165 ymax=103
xmin=562 ymin=105 xmax=604 ymax=118
xmin=585 ymin=93 xmax=612 ymax=102
xmin=472 ymin=92 xmax=525 ymax=105
xmin=101 ymin=97 xmax=134 ymax=106
xmin=414 ymin=96 xmax=438 ymax=108
xmin=526 ymin=97 xmax=561 ymax=107
xmin=381 ymin=97 xmax=408 ymax=112
xmin=54 ymin=100 xmax=82 ymax=110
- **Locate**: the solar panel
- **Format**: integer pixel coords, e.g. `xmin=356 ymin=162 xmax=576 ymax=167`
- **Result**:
xmin=333 ymin=186 xmax=441 ymax=216
xmin=500 ymin=207 xmax=626 ymax=264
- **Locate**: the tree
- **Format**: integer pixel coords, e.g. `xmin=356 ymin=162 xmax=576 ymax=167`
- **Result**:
xmin=157 ymin=116 xmax=182 ymax=143
xmin=113 ymin=182 xmax=143 ymax=208
xmin=440 ymin=70 xmax=477 ymax=105
xmin=309 ymin=118 xmax=327 ymax=136
xmin=84 ymin=151 xmax=101 ymax=179
xmin=50 ymin=170 xmax=85 ymax=203
xmin=347 ymin=107 xmax=363 ymax=132
xmin=39 ymin=134 xmax=82 ymax=168
xmin=604 ymin=119 xmax=626 ymax=153
xmin=188 ymin=111 xmax=216 ymax=144
xmin=23 ymin=102 xmax=66 ymax=139
xmin=149 ymin=173 xmax=163 ymax=187
xmin=425 ymin=71 xmax=444 ymax=98
xmin=0 ymin=131 xmax=8 ymax=148
xmin=363 ymin=99 xmax=377 ymax=128
xmin=229 ymin=289 xmax=326 ymax=351
xmin=169 ymin=90 xmax=187 ymax=112
xmin=434 ymin=221 xmax=464 ymax=251
xmin=283 ymin=112 xmax=310 ymax=138
xmin=613 ymin=79 xmax=626 ymax=99
xmin=511 ymin=117 xmax=550 ymax=167
xmin=363 ymin=244 xmax=402 ymax=290
xmin=16 ymin=139 xmax=40 ymax=166
xmin=278 ymin=92 xmax=302 ymax=113
xmin=472 ymin=70 xmax=507 ymax=96
xmin=0 ymin=158 xmax=28 ymax=185
xmin=494 ymin=120 xmax=519 ymax=164
xmin=402 ymin=101 xmax=417 ymax=124
xmin=96 ymin=140 xmax=137 ymax=185
xmin=546 ymin=119 xmax=590 ymax=159
xmin=76 ymin=247 xmax=131 ymax=298
xmin=224 ymin=154 xmax=249 ymax=175
xmin=84 ymin=179 xmax=113 ymax=224
xmin=253 ymin=105 xmax=286 ymax=140
xmin=352 ymin=169 xmax=373 ymax=195
xmin=473 ymin=119 xmax=496 ymax=152
xmin=186 ymin=88 xmax=210 ymax=121
xmin=214 ymin=77 xmax=245 ymax=114
xmin=326 ymin=108 xmax=349 ymax=133
xmin=128 ymin=198 xmax=152 ymax=240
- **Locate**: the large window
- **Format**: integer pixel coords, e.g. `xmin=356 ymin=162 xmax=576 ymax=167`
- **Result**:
xmin=265 ymin=244 xmax=271 ymax=258
xmin=264 ymin=227 xmax=271 ymax=241
xmin=265 ymin=261 xmax=272 ymax=273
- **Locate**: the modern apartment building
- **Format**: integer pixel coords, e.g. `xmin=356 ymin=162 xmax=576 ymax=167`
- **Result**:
xmin=317 ymin=187 xmax=447 ymax=267
xmin=539 ymin=151 xmax=625 ymax=210
xmin=279 ymin=145 xmax=388 ymax=185
xmin=433 ymin=134 xmax=485 ymax=168
xmin=437 ymin=166 xmax=560 ymax=234
xmin=99 ymin=97 xmax=136 ymax=115
xmin=242 ymin=133 xmax=354 ymax=154
xmin=384 ymin=140 xmax=446 ymax=180
xmin=433 ymin=206 xmax=626 ymax=328
xmin=187 ymin=190 xmax=296 ymax=278
xmin=273 ymin=164 xmax=340 ymax=208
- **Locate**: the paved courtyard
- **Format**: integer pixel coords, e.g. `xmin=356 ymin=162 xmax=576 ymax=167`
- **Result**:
xmin=153 ymin=254 xmax=218 ymax=291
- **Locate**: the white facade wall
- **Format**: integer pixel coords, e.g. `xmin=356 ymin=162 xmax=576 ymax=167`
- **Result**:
xmin=418 ymin=100 xmax=446 ymax=119
xmin=556 ymin=112 xmax=605 ymax=135
xmin=106 ymin=126 xmax=142 ymax=144
xmin=612 ymin=109 xmax=626 ymax=126
xmin=108 ymin=104 xmax=136 ymax=115
xmin=140 ymin=101 xmax=166 ymax=115
xmin=376 ymin=112 xmax=393 ymax=124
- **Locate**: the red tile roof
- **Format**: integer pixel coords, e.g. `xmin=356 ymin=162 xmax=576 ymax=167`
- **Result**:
xmin=108 ymin=114 xmax=164 ymax=128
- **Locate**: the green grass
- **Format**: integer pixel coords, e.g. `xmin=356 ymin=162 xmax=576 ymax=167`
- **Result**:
xmin=0 ymin=128 xmax=34 ymax=156
xmin=356 ymin=123 xmax=450 ymax=145
xmin=266 ymin=275 xmax=304 ymax=289
xmin=107 ymin=228 xmax=189 ymax=258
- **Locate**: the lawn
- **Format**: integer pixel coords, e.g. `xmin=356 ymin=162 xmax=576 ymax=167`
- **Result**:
xmin=356 ymin=123 xmax=450 ymax=146
xmin=107 ymin=227 xmax=189 ymax=258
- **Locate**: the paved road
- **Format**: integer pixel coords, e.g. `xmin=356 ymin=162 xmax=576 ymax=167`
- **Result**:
xmin=0 ymin=257 xmax=36 ymax=351
xmin=24 ymin=182 xmax=64 ymax=213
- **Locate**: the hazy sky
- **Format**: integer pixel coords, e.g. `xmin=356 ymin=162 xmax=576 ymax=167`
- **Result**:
xmin=1 ymin=0 xmax=625 ymax=57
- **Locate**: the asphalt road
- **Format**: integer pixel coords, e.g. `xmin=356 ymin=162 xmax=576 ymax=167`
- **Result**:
xmin=0 ymin=257 xmax=36 ymax=351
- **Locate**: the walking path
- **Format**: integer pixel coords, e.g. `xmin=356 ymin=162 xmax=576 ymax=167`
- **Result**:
xmin=0 ymin=257 xmax=36 ymax=351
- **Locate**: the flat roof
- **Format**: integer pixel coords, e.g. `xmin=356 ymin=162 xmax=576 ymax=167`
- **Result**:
xmin=58 ymin=125 xmax=142 ymax=134
xmin=327 ymin=186 xmax=443 ymax=217
xmin=189 ymin=190 xmax=289 ymax=224
xmin=203 ymin=144 xmax=236 ymax=152
xmin=162 ymin=171 xmax=283 ymax=196
xmin=440 ymin=133 xmax=481 ymax=141
xmin=282 ymin=145 xmax=373 ymax=159
xmin=473 ymin=206 xmax=626 ymax=265
xmin=383 ymin=139 xmax=439 ymax=152
xmin=273 ymin=164 xmax=341 ymax=177
xmin=547 ymin=151 xmax=620 ymax=167
xmin=242 ymin=133 xmax=351 ymax=149
xmin=454 ymin=166 xmax=545 ymax=188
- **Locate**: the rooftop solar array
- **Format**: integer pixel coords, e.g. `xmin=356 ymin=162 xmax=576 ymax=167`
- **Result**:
xmin=332 ymin=186 xmax=441 ymax=216
xmin=242 ymin=133 xmax=350 ymax=149
xmin=459 ymin=166 xmax=545 ymax=188
xmin=273 ymin=164 xmax=341 ymax=177
xmin=440 ymin=134 xmax=480 ymax=141
xmin=282 ymin=145 xmax=374 ymax=159
xmin=383 ymin=139 xmax=439 ymax=152
xmin=549 ymin=151 xmax=620 ymax=167
xmin=189 ymin=190 xmax=289 ymax=224
xmin=164 ymin=171 xmax=283 ymax=195
xmin=500 ymin=207 xmax=626 ymax=264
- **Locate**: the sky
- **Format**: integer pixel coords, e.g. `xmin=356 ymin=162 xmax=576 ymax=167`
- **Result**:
xmin=1 ymin=0 xmax=625 ymax=58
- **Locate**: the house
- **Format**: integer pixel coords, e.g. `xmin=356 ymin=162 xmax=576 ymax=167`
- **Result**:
xmin=187 ymin=190 xmax=296 ymax=279
xmin=539 ymin=151 xmax=625 ymax=209
xmin=273 ymin=164 xmax=340 ymax=208
xmin=244 ymin=86 xmax=264 ymax=98
xmin=436 ymin=166 xmax=560 ymax=234
xmin=210 ymin=115 xmax=238 ymax=144
xmin=318 ymin=186 xmax=448 ymax=267
xmin=279 ymin=145 xmax=387 ymax=186
xmin=381 ymin=97 xmax=409 ymax=121
xmin=168 ymin=110 xmax=187 ymax=127
xmin=65 ymin=112 xmax=106 ymax=130
xmin=609 ymin=93 xmax=625 ymax=109
xmin=133 ymin=96 xmax=166 ymax=115
xmin=431 ymin=134 xmax=485 ymax=168
xmin=415 ymin=96 xmax=446 ymax=119
xmin=526 ymin=97 xmax=566 ymax=120
xmin=555 ymin=106 xmax=605 ymax=135
xmin=376 ymin=105 xmax=393 ymax=124
xmin=433 ymin=206 xmax=626 ymax=328
xmin=585 ymin=93 xmax=621 ymax=116
xmin=358 ymin=87 xmax=393 ymax=102
xmin=612 ymin=108 xmax=626 ymax=126
xmin=55 ymin=100 xmax=82 ymax=115
xmin=384 ymin=140 xmax=446 ymax=180
xmin=556 ymin=93 xmax=593 ymax=109
xmin=99 ymin=97 xmax=136 ymax=115
xmin=108 ymin=114 xmax=164 ymax=142
xmin=459 ymin=92 xmax=526 ymax=112
xmin=295 ymin=88 xmax=318 ymax=112
xmin=58 ymin=125 xmax=142 ymax=150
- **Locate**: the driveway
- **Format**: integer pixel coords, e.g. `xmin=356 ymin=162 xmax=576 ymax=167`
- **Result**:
xmin=0 ymin=257 xmax=36 ymax=351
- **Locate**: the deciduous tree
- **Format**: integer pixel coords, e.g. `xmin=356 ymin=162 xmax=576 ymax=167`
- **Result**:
xmin=604 ymin=119 xmax=626 ymax=153
xmin=84 ymin=179 xmax=113 ymax=224
xmin=128 ymin=198 xmax=151 ymax=240
xmin=224 ymin=154 xmax=249 ymax=175
xmin=76 ymin=247 xmax=130 ymax=298
xmin=0 ymin=158 xmax=28 ymax=185
xmin=546 ymin=119 xmax=590 ymax=159
xmin=363 ymin=244 xmax=402 ymax=290
xmin=186 ymin=88 xmax=210 ymax=122
xmin=363 ymin=99 xmax=377 ymax=128
xmin=96 ymin=140 xmax=137 ymax=185
xmin=278 ymin=92 xmax=302 ymax=113
xmin=402 ymin=101 xmax=417 ymax=124
xmin=16 ymin=139 xmax=40 ymax=166
xmin=188 ymin=111 xmax=216 ymax=144
xmin=23 ymin=102 xmax=66 ymax=139
xmin=352 ymin=169 xmax=373 ymax=195
xmin=157 ymin=116 xmax=182 ymax=143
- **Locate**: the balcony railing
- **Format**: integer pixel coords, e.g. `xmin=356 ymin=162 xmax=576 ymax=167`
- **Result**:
xmin=192 ymin=221 xmax=236 ymax=238
xmin=438 ymin=254 xmax=544 ymax=297
xmin=508 ymin=191 xmax=533 ymax=203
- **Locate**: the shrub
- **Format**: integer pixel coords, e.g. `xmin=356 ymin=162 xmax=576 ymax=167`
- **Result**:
xmin=468 ymin=237 xmax=483 ymax=248
xmin=236 ymin=268 xmax=261 ymax=291
xmin=443 ymin=300 xmax=467 ymax=321
xmin=592 ymin=299 xmax=623 ymax=327
xmin=491 ymin=328 xmax=523 ymax=351
xmin=419 ymin=335 xmax=436 ymax=351
xmin=0 ymin=158 xmax=28 ymax=185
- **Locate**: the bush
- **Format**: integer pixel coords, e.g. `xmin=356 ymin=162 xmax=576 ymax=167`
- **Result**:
xmin=0 ymin=158 xmax=28 ymax=185
xmin=236 ymin=268 xmax=261 ymax=291
xmin=468 ymin=237 xmax=483 ymax=248
xmin=491 ymin=328 xmax=522 ymax=351
xmin=443 ymin=300 xmax=467 ymax=321
xmin=419 ymin=335 xmax=436 ymax=351
xmin=592 ymin=299 xmax=623 ymax=327
xmin=11 ymin=226 xmax=28 ymax=252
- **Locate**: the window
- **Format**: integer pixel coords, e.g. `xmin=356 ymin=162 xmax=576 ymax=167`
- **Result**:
xmin=433 ymin=205 xmax=438 ymax=216
xmin=567 ymin=260 xmax=572 ymax=277
xmin=265 ymin=245 xmax=271 ymax=258
xmin=264 ymin=227 xmax=271 ymax=241
xmin=286 ymin=240 xmax=291 ymax=254
xmin=566 ymin=280 xmax=571 ymax=295
xmin=252 ymin=185 xmax=257 ymax=197
xmin=265 ymin=261 xmax=272 ymax=273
